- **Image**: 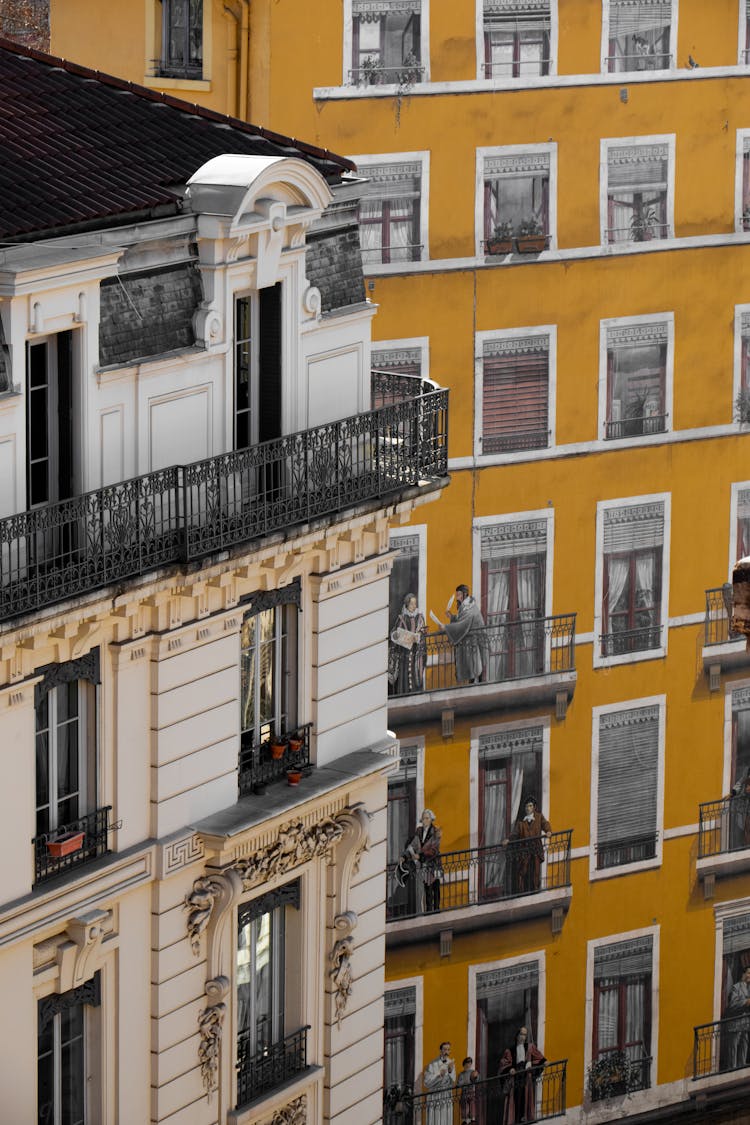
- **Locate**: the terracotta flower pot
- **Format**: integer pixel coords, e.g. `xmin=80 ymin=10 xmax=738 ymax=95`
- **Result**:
xmin=286 ymin=769 xmax=302 ymax=786
xmin=288 ymin=737 xmax=303 ymax=753
xmin=47 ymin=831 xmax=85 ymax=858
xmin=270 ymin=741 xmax=287 ymax=760
xmin=486 ymin=237 xmax=513 ymax=255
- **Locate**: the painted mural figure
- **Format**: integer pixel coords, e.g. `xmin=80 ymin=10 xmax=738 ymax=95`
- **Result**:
xmin=423 ymin=1041 xmax=456 ymax=1125
xmin=497 ymin=1027 xmax=546 ymax=1124
xmin=395 ymin=809 xmax=442 ymax=912
xmin=388 ymin=592 xmax=426 ymax=694
xmin=457 ymin=1056 xmax=479 ymax=1125
xmin=504 ymin=797 xmax=551 ymax=894
xmin=442 ymin=584 xmax=486 ymax=684
xmin=728 ymin=770 xmax=750 ymax=851
xmin=724 ymin=966 xmax=750 ymax=1070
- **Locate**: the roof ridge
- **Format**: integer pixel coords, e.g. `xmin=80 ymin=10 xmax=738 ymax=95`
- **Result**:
xmin=0 ymin=35 xmax=354 ymax=173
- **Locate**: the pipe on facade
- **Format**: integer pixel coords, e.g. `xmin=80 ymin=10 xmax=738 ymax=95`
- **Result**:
xmin=223 ymin=0 xmax=249 ymax=121
xmin=222 ymin=3 xmax=239 ymax=118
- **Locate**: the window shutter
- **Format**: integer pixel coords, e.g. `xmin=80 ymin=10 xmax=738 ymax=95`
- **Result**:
xmin=482 ymin=336 xmax=549 ymax=453
xmin=359 ymin=162 xmax=422 ymax=203
xmin=480 ymin=517 xmax=547 ymax=560
xmin=594 ymin=935 xmax=653 ymax=979
xmin=608 ymin=145 xmax=668 ymax=191
xmin=476 ymin=959 xmax=539 ymax=999
xmin=723 ymin=913 xmax=750 ymax=955
xmin=385 ymin=986 xmax=417 ymax=1018
xmin=610 ymin=1 xmax=672 ymax=37
xmin=598 ymin=706 xmax=659 ymax=845
xmin=478 ymin=726 xmax=543 ymax=759
xmin=603 ymin=502 xmax=664 ymax=552
xmin=483 ymin=0 xmax=550 ymax=31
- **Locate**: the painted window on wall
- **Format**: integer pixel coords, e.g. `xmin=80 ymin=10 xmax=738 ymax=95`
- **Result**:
xmin=722 ymin=913 xmax=750 ymax=1072
xmin=475 ymin=961 xmax=540 ymax=1079
xmin=159 ymin=0 xmax=203 ymax=79
xmin=387 ymin=743 xmax=419 ymax=914
xmin=606 ymin=143 xmax=669 ymax=244
xmin=605 ymin=322 xmax=667 ymax=439
xmin=478 ymin=727 xmax=543 ymax=897
xmin=482 ymin=0 xmax=551 ymax=79
xmin=384 ymin=986 xmax=417 ymax=1091
xmin=596 ymin=706 xmax=659 ymax=870
xmin=358 ymin=161 xmax=423 ymax=265
xmin=483 ymin=152 xmax=550 ymax=245
xmin=592 ymin=936 xmax=653 ymax=1093
xmin=481 ymin=334 xmax=550 ymax=453
xmin=371 ymin=346 xmax=423 ymax=407
xmin=350 ymin=0 xmax=422 ymax=85
xmin=601 ymin=501 xmax=664 ymax=658
xmin=480 ymin=519 xmax=547 ymax=681
xmin=606 ymin=0 xmax=672 ymax=73
xmin=737 ymin=489 xmax=750 ymax=558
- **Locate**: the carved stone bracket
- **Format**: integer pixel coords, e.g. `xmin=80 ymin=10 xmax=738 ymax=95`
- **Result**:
xmin=330 ymin=910 xmax=357 ymax=1027
xmin=57 ymin=908 xmax=111 ymax=994
xmin=197 ymin=974 xmax=229 ymax=1098
xmin=268 ymin=1095 xmax=307 ymax=1125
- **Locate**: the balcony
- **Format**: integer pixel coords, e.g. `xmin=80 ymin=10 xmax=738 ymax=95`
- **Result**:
xmin=599 ymin=624 xmax=661 ymax=660
xmin=387 ymin=613 xmax=576 ymax=724
xmin=694 ymin=1018 xmax=750 ymax=1082
xmin=595 ymin=832 xmax=658 ymax=872
xmin=236 ymin=1025 xmax=309 ymax=1109
xmin=386 ymin=831 xmax=572 ymax=946
xmin=32 ymin=806 xmax=111 ymax=887
xmin=0 ymin=389 xmax=448 ymax=623
xmin=696 ymin=795 xmax=750 ymax=886
xmin=703 ymin=586 xmax=748 ymax=687
xmin=604 ymin=414 xmax=667 ymax=440
xmin=384 ymin=1060 xmax=567 ymax=1124
xmin=238 ymin=723 xmax=312 ymax=796
xmin=588 ymin=1051 xmax=652 ymax=1102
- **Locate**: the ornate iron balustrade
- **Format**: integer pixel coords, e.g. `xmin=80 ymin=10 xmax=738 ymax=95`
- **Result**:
xmin=606 ymin=53 xmax=672 ymax=72
xmin=604 ymin=415 xmax=667 ymax=440
xmin=32 ymin=806 xmax=111 ymax=887
xmin=698 ymin=795 xmax=750 ymax=858
xmin=600 ymin=624 xmax=661 ymax=658
xmin=595 ymin=832 xmax=658 ymax=871
xmin=349 ymin=64 xmax=425 ymax=86
xmin=388 ymin=613 xmax=575 ymax=699
xmin=384 ymin=1060 xmax=567 ymax=1124
xmin=0 ymin=390 xmax=448 ymax=622
xmin=361 ymin=243 xmax=423 ymax=266
xmin=704 ymin=585 xmax=739 ymax=646
xmin=588 ymin=1051 xmax=652 ymax=1102
xmin=371 ymin=369 xmax=430 ymax=408
xmin=483 ymin=429 xmax=550 ymax=454
xmin=150 ymin=59 xmax=204 ymax=80
xmin=236 ymin=1025 xmax=309 ymax=1108
xmin=694 ymin=1017 xmax=750 ymax=1079
xmin=386 ymin=830 xmax=572 ymax=922
xmin=238 ymin=723 xmax=313 ymax=796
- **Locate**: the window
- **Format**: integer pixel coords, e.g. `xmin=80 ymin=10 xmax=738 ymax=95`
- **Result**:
xmin=738 ymin=315 xmax=750 ymax=411
xmin=477 ymin=727 xmax=543 ymax=898
xmin=604 ymin=322 xmax=667 ymax=439
xmin=722 ymin=914 xmax=750 ymax=1024
xmin=742 ymin=1 xmax=750 ymax=65
xmin=482 ymin=0 xmax=551 ymax=79
xmin=475 ymin=960 xmax=540 ymax=1078
xmin=592 ymin=936 xmax=653 ymax=1094
xmin=234 ymin=285 xmax=282 ymax=450
xmin=350 ymin=0 xmax=422 ymax=85
xmin=159 ymin=0 xmax=203 ymax=79
xmin=596 ymin=705 xmax=660 ymax=870
xmin=372 ymin=345 xmax=424 ymax=407
xmin=240 ymin=589 xmax=298 ymax=754
xmin=387 ymin=743 xmax=419 ymax=915
xmin=730 ymin=689 xmax=750 ymax=789
xmin=481 ymin=334 xmax=550 ymax=453
xmin=736 ymin=489 xmax=750 ymax=557
xmin=38 ymin=974 xmax=100 ymax=1125
xmin=483 ymin=151 xmax=550 ymax=248
xmin=605 ymin=143 xmax=669 ymax=244
xmin=27 ymin=332 xmax=74 ymax=509
xmin=236 ymin=882 xmax=306 ymax=1107
xmin=479 ymin=518 xmax=547 ymax=680
xmin=357 ymin=160 xmax=424 ymax=266
xmin=600 ymin=501 xmax=664 ymax=658
xmin=606 ymin=1 xmax=672 ymax=72
xmin=384 ymin=986 xmax=417 ymax=1091
xmin=741 ymin=139 xmax=750 ymax=229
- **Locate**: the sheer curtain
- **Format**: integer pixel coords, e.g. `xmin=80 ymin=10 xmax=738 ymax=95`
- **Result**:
xmin=517 ymin=565 xmax=541 ymax=675
xmin=482 ymin=767 xmax=507 ymax=890
xmin=596 ymin=986 xmax=619 ymax=1052
xmin=486 ymin=568 xmax=510 ymax=681
xmin=634 ymin=554 xmax=655 ymax=636
xmin=624 ymin=979 xmax=646 ymax=1061
xmin=605 ymin=556 xmax=629 ymax=633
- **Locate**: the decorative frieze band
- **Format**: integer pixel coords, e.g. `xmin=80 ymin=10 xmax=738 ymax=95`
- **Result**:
xmin=478 ymin=726 xmax=544 ymax=756
xmin=485 ymin=152 xmax=550 ymax=178
xmin=372 ymin=347 xmax=422 ymax=370
xmin=607 ymin=321 xmax=668 ymax=348
xmin=484 ymin=334 xmax=550 ymax=358
xmin=599 ymin=704 xmax=660 ymax=731
xmin=608 ymin=143 xmax=668 ymax=167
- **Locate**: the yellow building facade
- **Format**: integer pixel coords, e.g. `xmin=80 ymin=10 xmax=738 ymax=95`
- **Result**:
xmin=49 ymin=0 xmax=750 ymax=1120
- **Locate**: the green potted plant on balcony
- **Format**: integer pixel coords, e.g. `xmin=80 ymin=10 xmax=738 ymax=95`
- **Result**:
xmin=359 ymin=55 xmax=384 ymax=86
xmin=46 ymin=829 xmax=85 ymax=858
xmin=486 ymin=220 xmax=514 ymax=255
xmin=516 ymin=216 xmax=547 ymax=253
xmin=288 ymin=733 xmax=304 ymax=754
xmin=629 ymin=204 xmax=660 ymax=242
xmin=588 ymin=1051 xmax=630 ymax=1102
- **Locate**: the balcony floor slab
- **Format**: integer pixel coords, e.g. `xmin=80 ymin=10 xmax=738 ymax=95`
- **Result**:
xmin=387 ymin=670 xmax=576 ymax=724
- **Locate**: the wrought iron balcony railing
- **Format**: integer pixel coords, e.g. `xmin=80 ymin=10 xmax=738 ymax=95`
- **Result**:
xmin=0 ymin=390 xmax=448 ymax=622
xmin=386 ymin=830 xmax=572 ymax=922
xmin=384 ymin=1060 xmax=567 ymax=1124
xmin=32 ymin=806 xmax=111 ymax=887
xmin=606 ymin=52 xmax=672 ymax=72
xmin=388 ymin=613 xmax=575 ymax=699
xmin=605 ymin=223 xmax=670 ymax=244
xmin=236 ymin=1025 xmax=309 ymax=1108
xmin=604 ymin=414 xmax=667 ymax=440
xmin=600 ymin=623 xmax=661 ymax=658
xmin=349 ymin=64 xmax=425 ymax=86
xmin=361 ymin=243 xmax=423 ymax=266
xmin=595 ymin=832 xmax=658 ymax=871
xmin=149 ymin=58 xmax=203 ymax=80
xmin=704 ymin=585 xmax=739 ymax=646
xmin=694 ymin=1017 xmax=750 ymax=1079
xmin=371 ymin=368 xmax=434 ymax=408
xmin=483 ymin=428 xmax=550 ymax=453
xmin=588 ymin=1051 xmax=652 ymax=1101
xmin=238 ymin=723 xmax=312 ymax=796
xmin=698 ymin=795 xmax=750 ymax=859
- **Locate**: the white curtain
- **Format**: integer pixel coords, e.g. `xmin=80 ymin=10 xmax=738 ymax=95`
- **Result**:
xmin=606 ymin=556 xmax=629 ymax=626
xmin=486 ymin=568 xmax=510 ymax=680
xmin=624 ymin=980 xmax=646 ymax=1059
xmin=517 ymin=565 xmax=541 ymax=675
xmin=482 ymin=767 xmax=507 ymax=888
xmin=597 ymin=987 xmax=619 ymax=1051
xmin=359 ymin=201 xmax=383 ymax=258
xmin=634 ymin=554 xmax=654 ymax=613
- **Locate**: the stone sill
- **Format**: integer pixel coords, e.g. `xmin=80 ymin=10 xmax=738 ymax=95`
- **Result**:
xmin=387 ymin=669 xmax=576 ymax=724
xmin=386 ymin=884 xmax=571 ymax=947
xmin=696 ymin=846 xmax=750 ymax=883
xmin=702 ymin=639 xmax=750 ymax=686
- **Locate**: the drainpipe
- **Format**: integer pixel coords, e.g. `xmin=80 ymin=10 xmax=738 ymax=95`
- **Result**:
xmin=238 ymin=0 xmax=250 ymax=121
xmin=222 ymin=3 xmax=239 ymax=118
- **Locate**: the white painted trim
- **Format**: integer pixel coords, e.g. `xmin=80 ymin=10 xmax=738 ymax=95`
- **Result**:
xmin=474 ymin=143 xmax=558 ymax=257
xmin=474 ymin=0 xmax=559 ymax=81
xmin=471 ymin=507 xmax=555 ymax=621
xmin=662 ymin=823 xmax=698 ymax=840
xmin=385 ymin=975 xmax=424 ymax=1088
xmin=599 ymin=134 xmax=676 ymax=249
xmin=667 ymin=612 xmax=703 ymax=628
xmin=370 ymin=335 xmax=430 ymax=380
xmin=597 ymin=311 xmax=674 ymax=442
xmin=341 ymin=0 xmax=431 ymax=86
xmin=389 ymin=524 xmax=428 ymax=629
xmin=349 ymin=150 xmax=430 ymax=264
xmin=467 ymin=949 xmax=547 ymax=1061
xmin=600 ymin=0 xmax=676 ymax=76
xmin=729 ymin=478 xmax=750 ymax=575
xmin=589 ymin=694 xmax=667 ymax=881
xmin=582 ymin=924 xmax=661 ymax=1085
xmin=593 ymin=491 xmax=671 ymax=669
xmin=574 ymin=632 xmax=596 ymax=646
xmin=739 ymin=4 xmax=750 ymax=67
xmin=722 ymin=674 xmax=750 ymax=794
xmin=570 ymin=845 xmax=591 ymax=860
xmin=473 ymin=325 xmax=557 ymax=457
xmin=732 ymin=305 xmax=750 ymax=437
xmin=735 ymin=130 xmax=750 ymax=232
xmin=468 ymin=716 xmax=551 ymax=851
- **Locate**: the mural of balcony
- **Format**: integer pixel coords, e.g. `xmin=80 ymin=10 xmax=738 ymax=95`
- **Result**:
xmin=696 ymin=794 xmax=750 ymax=885
xmin=703 ymin=586 xmax=748 ymax=687
xmin=387 ymin=613 xmax=576 ymax=722
xmin=32 ymin=806 xmax=112 ymax=887
xmin=238 ymin=723 xmax=313 ymax=796
xmin=599 ymin=623 xmax=661 ymax=659
xmin=693 ymin=1017 xmax=750 ymax=1082
xmin=385 ymin=830 xmax=572 ymax=945
xmin=236 ymin=1025 xmax=309 ymax=1109
xmin=587 ymin=1051 xmax=652 ymax=1103
xmin=0 ymin=389 xmax=448 ymax=623
xmin=383 ymin=1060 xmax=567 ymax=1124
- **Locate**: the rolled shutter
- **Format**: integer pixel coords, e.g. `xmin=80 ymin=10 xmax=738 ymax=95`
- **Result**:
xmin=594 ymin=935 xmax=653 ymax=979
xmin=603 ymin=502 xmax=664 ymax=552
xmin=610 ymin=1 xmax=672 ymax=36
xmin=482 ymin=338 xmax=549 ymax=453
xmin=598 ymin=706 xmax=659 ymax=846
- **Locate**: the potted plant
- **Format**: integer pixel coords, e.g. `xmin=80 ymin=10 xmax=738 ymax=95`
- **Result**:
xmin=736 ymin=388 xmax=750 ymax=424
xmin=286 ymin=768 xmax=302 ymax=787
xmin=516 ymin=216 xmax=547 ymax=253
xmin=270 ymin=738 xmax=287 ymax=760
xmin=629 ymin=204 xmax=660 ymax=242
xmin=588 ymin=1051 xmax=631 ymax=1102
xmin=486 ymin=220 xmax=514 ymax=255
xmin=288 ymin=735 xmax=304 ymax=753
xmin=359 ymin=55 xmax=384 ymax=86
xmin=46 ymin=830 xmax=85 ymax=858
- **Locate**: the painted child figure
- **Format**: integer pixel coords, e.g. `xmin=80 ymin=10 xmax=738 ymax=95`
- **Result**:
xmin=457 ymin=1056 xmax=479 ymax=1125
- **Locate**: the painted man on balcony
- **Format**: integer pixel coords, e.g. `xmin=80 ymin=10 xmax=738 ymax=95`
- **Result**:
xmin=423 ymin=1041 xmax=457 ymax=1125
xmin=505 ymin=797 xmax=551 ymax=894
xmin=442 ymin=584 xmax=486 ymax=684
xmin=725 ymin=966 xmax=750 ymax=1070
xmin=498 ymin=1027 xmax=546 ymax=1124
xmin=729 ymin=770 xmax=750 ymax=851
xmin=401 ymin=808 xmax=442 ymax=913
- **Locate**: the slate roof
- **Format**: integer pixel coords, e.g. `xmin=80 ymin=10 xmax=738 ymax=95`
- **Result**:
xmin=0 ymin=37 xmax=355 ymax=241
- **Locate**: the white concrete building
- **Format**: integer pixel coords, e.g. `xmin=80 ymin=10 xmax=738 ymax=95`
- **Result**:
xmin=0 ymin=41 xmax=448 ymax=1124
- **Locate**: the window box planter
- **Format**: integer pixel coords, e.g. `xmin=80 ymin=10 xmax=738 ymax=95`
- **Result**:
xmin=486 ymin=236 xmax=514 ymax=255
xmin=46 ymin=831 xmax=85 ymax=858
xmin=516 ymin=235 xmax=548 ymax=254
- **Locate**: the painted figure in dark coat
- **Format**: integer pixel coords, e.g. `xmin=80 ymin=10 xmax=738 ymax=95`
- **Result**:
xmin=442 ymin=584 xmax=486 ymax=684
xmin=498 ymin=1027 xmax=546 ymax=1124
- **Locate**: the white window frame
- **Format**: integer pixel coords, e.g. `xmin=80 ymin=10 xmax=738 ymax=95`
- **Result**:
xmin=589 ymin=696 xmax=666 ymax=880
xmin=734 ymin=130 xmax=750 ymax=233
xmin=384 ymin=976 xmax=424 ymax=1089
xmin=601 ymin=0 xmax=676 ymax=75
xmin=389 ymin=526 xmax=428 ymax=632
xmin=475 ymin=143 xmax=557 ymax=258
xmin=594 ymin=492 xmax=671 ymax=668
xmin=35 ymin=678 xmax=97 ymax=837
xmin=733 ymin=306 xmax=750 ymax=426
xmin=597 ymin=312 xmax=674 ymax=444
xmin=475 ymin=0 xmax=559 ymax=82
xmin=472 ymin=508 xmax=555 ymax=620
xmin=583 ymin=925 xmax=660 ymax=1079
xmin=474 ymin=326 xmax=557 ymax=459
xmin=342 ymin=0 xmax=431 ymax=87
xmin=350 ymin=150 xmax=430 ymax=270
xmin=713 ymin=899 xmax=750 ymax=1022
xmin=467 ymin=951 xmax=547 ymax=1059
xmin=600 ymin=135 xmax=675 ymax=249
xmin=729 ymin=481 xmax=750 ymax=572
xmin=723 ymin=678 xmax=750 ymax=795
xmin=469 ymin=717 xmax=551 ymax=850
xmin=144 ymin=0 xmax=212 ymax=86
xmin=739 ymin=2 xmax=750 ymax=67
xmin=371 ymin=336 xmax=430 ymax=382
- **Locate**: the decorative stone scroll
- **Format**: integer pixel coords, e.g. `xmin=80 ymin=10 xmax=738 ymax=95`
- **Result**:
xmin=269 ymin=1096 xmax=307 ymax=1125
xmin=197 ymin=974 xmax=229 ymax=1097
